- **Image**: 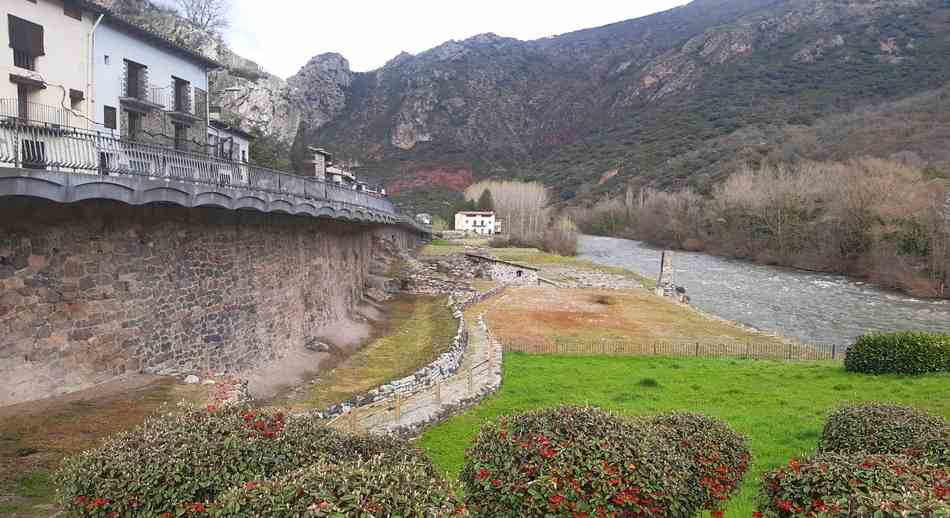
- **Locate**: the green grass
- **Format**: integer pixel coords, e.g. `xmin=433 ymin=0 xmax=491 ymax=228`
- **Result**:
xmin=417 ymin=353 xmax=950 ymax=516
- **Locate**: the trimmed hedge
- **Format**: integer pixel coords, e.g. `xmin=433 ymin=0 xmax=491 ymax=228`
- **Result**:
xmin=820 ymin=403 xmax=949 ymax=464
xmin=215 ymin=455 xmax=464 ymax=517
xmin=651 ymin=412 xmax=751 ymax=514
xmin=56 ymin=404 xmax=431 ymax=517
xmin=845 ymin=331 xmax=950 ymax=375
xmin=758 ymin=453 xmax=950 ymax=517
xmin=460 ymin=406 xmax=703 ymax=517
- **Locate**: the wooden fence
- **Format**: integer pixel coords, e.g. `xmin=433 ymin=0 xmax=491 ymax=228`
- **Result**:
xmin=503 ymin=340 xmax=841 ymax=361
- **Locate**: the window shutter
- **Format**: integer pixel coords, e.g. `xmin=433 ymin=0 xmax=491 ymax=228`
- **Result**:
xmin=8 ymin=15 xmax=45 ymax=57
xmin=104 ymin=106 xmax=117 ymax=130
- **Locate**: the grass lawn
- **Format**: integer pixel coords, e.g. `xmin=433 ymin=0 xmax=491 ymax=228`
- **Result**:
xmin=276 ymin=295 xmax=456 ymax=411
xmin=418 ymin=353 xmax=950 ymax=516
xmin=0 ymin=379 xmax=207 ymax=517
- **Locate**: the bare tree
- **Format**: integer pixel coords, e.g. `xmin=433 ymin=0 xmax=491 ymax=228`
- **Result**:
xmin=174 ymin=0 xmax=231 ymax=33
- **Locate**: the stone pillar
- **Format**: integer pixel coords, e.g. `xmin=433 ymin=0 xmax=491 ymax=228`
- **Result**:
xmin=309 ymin=147 xmax=328 ymax=181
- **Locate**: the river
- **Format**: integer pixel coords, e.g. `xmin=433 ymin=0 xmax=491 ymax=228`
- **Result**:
xmin=577 ymin=235 xmax=950 ymax=347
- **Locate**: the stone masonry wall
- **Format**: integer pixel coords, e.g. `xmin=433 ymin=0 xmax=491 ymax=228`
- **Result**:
xmin=0 ymin=199 xmax=414 ymax=405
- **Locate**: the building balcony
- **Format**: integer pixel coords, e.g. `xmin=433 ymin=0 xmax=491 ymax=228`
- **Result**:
xmin=0 ymin=98 xmax=86 ymax=129
xmin=119 ymin=87 xmax=166 ymax=112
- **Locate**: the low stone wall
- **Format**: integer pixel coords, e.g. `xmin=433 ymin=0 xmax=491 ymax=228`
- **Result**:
xmin=312 ymin=286 xmax=504 ymax=420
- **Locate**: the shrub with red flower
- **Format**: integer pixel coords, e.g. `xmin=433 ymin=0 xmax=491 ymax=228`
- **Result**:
xmin=650 ymin=412 xmax=751 ymax=515
xmin=215 ymin=455 xmax=464 ymax=517
xmin=759 ymin=452 xmax=950 ymax=517
xmin=459 ymin=406 xmax=702 ymax=517
xmin=819 ymin=403 xmax=949 ymax=464
xmin=56 ymin=404 xmax=435 ymax=517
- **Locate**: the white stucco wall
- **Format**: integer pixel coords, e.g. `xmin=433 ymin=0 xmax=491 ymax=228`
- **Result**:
xmin=2 ymin=0 xmax=94 ymax=126
xmin=92 ymin=22 xmax=208 ymax=133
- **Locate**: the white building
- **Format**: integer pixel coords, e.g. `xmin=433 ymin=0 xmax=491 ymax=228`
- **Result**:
xmin=92 ymin=7 xmax=219 ymax=151
xmin=2 ymin=0 xmax=95 ymax=127
xmin=208 ymin=119 xmax=254 ymax=163
xmin=455 ymin=211 xmax=497 ymax=235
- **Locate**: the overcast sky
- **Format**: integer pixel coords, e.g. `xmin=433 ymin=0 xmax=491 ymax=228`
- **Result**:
xmin=224 ymin=1 xmax=692 ymax=79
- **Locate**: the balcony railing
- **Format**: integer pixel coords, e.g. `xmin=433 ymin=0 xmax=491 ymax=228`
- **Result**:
xmin=121 ymin=87 xmax=167 ymax=109
xmin=0 ymin=98 xmax=78 ymax=127
xmin=0 ymin=112 xmax=397 ymax=216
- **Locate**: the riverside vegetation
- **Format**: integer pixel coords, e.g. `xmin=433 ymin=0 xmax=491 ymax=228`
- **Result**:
xmin=574 ymin=159 xmax=950 ymax=298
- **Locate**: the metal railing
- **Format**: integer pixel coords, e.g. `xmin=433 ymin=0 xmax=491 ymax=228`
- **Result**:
xmin=0 ymin=98 xmax=77 ymax=127
xmin=0 ymin=114 xmax=397 ymax=215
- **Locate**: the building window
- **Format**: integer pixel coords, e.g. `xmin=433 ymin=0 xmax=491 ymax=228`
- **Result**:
xmin=8 ymin=15 xmax=44 ymax=71
xmin=173 ymin=77 xmax=190 ymax=113
xmin=241 ymin=149 xmax=247 ymax=163
xmin=124 ymin=60 xmax=146 ymax=99
xmin=63 ymin=0 xmax=82 ymax=20
xmin=69 ymin=89 xmax=84 ymax=112
xmin=173 ymin=123 xmax=187 ymax=150
xmin=126 ymin=111 xmax=142 ymax=140
xmin=103 ymin=106 xmax=117 ymax=129
xmin=104 ymin=55 xmax=110 ymax=65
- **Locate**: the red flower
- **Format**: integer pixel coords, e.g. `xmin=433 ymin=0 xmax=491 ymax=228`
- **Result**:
xmin=573 ymin=513 xmax=588 ymax=518
xmin=788 ymin=459 xmax=801 ymax=473
xmin=206 ymin=404 xmax=217 ymax=412
xmin=190 ymin=502 xmax=206 ymax=513
xmin=90 ymin=497 xmax=109 ymax=508
xmin=241 ymin=411 xmax=256 ymax=421
xmin=752 ymin=513 xmax=762 ymax=518
xmin=476 ymin=468 xmax=490 ymax=480
xmin=540 ymin=447 xmax=556 ymax=458
xmin=711 ymin=511 xmax=724 ymax=518
xmin=776 ymin=499 xmax=792 ymax=512
xmin=491 ymin=479 xmax=502 ymax=489
xmin=72 ymin=496 xmax=87 ymax=505
xmin=549 ymin=494 xmax=565 ymax=506
xmin=243 ymin=481 xmax=258 ymax=490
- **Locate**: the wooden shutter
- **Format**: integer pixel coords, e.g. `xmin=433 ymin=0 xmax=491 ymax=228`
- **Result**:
xmin=8 ymin=15 xmax=44 ymax=57
xmin=104 ymin=106 xmax=117 ymax=130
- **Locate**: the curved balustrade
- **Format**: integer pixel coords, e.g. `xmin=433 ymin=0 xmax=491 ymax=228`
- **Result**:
xmin=0 ymin=115 xmax=405 ymax=220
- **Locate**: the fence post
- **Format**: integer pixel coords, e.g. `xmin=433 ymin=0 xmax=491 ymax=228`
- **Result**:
xmin=786 ymin=343 xmax=792 ymax=361
xmin=695 ymin=342 xmax=699 ymax=357
xmin=832 ymin=344 xmax=836 ymax=360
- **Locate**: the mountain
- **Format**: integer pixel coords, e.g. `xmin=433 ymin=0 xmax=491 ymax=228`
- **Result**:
xmin=283 ymin=0 xmax=950 ymax=215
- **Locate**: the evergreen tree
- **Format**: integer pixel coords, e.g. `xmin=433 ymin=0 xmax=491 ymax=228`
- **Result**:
xmin=477 ymin=189 xmax=495 ymax=212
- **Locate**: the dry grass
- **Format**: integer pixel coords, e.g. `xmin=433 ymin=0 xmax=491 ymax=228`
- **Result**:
xmin=484 ymin=288 xmax=790 ymax=352
xmin=282 ymin=295 xmax=456 ymax=412
xmin=0 ymin=377 xmax=208 ymax=517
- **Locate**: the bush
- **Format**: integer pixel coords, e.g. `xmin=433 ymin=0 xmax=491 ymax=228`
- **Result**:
xmin=460 ymin=406 xmax=702 ymax=517
xmin=215 ymin=455 xmax=464 ymax=517
xmin=650 ymin=412 xmax=751 ymax=513
xmin=819 ymin=403 xmax=949 ymax=464
xmin=56 ymin=404 xmax=430 ymax=517
xmin=844 ymin=331 xmax=950 ymax=375
xmin=758 ymin=453 xmax=949 ymax=517
xmin=541 ymin=216 xmax=579 ymax=256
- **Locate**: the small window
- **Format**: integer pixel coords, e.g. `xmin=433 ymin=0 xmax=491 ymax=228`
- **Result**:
xmin=103 ymin=106 xmax=116 ymax=129
xmin=124 ymin=60 xmax=146 ymax=99
xmin=63 ymin=0 xmax=82 ymax=20
xmin=241 ymin=149 xmax=247 ymax=163
xmin=104 ymin=55 xmax=110 ymax=65
xmin=8 ymin=15 xmax=45 ymax=66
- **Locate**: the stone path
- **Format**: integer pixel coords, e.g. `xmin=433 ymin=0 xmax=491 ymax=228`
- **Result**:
xmin=328 ymin=293 xmax=506 ymax=434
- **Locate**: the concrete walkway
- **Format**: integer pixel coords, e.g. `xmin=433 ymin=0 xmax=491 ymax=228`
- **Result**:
xmin=329 ymin=293 xmax=506 ymax=434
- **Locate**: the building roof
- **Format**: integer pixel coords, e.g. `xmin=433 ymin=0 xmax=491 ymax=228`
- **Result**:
xmin=79 ymin=1 xmax=222 ymax=70
xmin=209 ymin=119 xmax=256 ymax=140
xmin=464 ymin=254 xmax=539 ymax=271
xmin=457 ymin=211 xmax=495 ymax=216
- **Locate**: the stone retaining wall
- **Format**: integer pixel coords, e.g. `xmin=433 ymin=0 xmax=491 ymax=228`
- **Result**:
xmin=0 ymin=198 xmax=420 ymax=406
xmin=312 ymin=286 xmax=504 ymax=419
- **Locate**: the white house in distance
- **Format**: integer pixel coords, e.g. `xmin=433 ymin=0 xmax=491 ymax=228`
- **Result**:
xmin=455 ymin=211 xmax=497 ymax=235
xmin=2 ymin=0 xmax=95 ymax=127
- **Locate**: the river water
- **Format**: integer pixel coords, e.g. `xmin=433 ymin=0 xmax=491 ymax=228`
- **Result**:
xmin=577 ymin=235 xmax=950 ymax=347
